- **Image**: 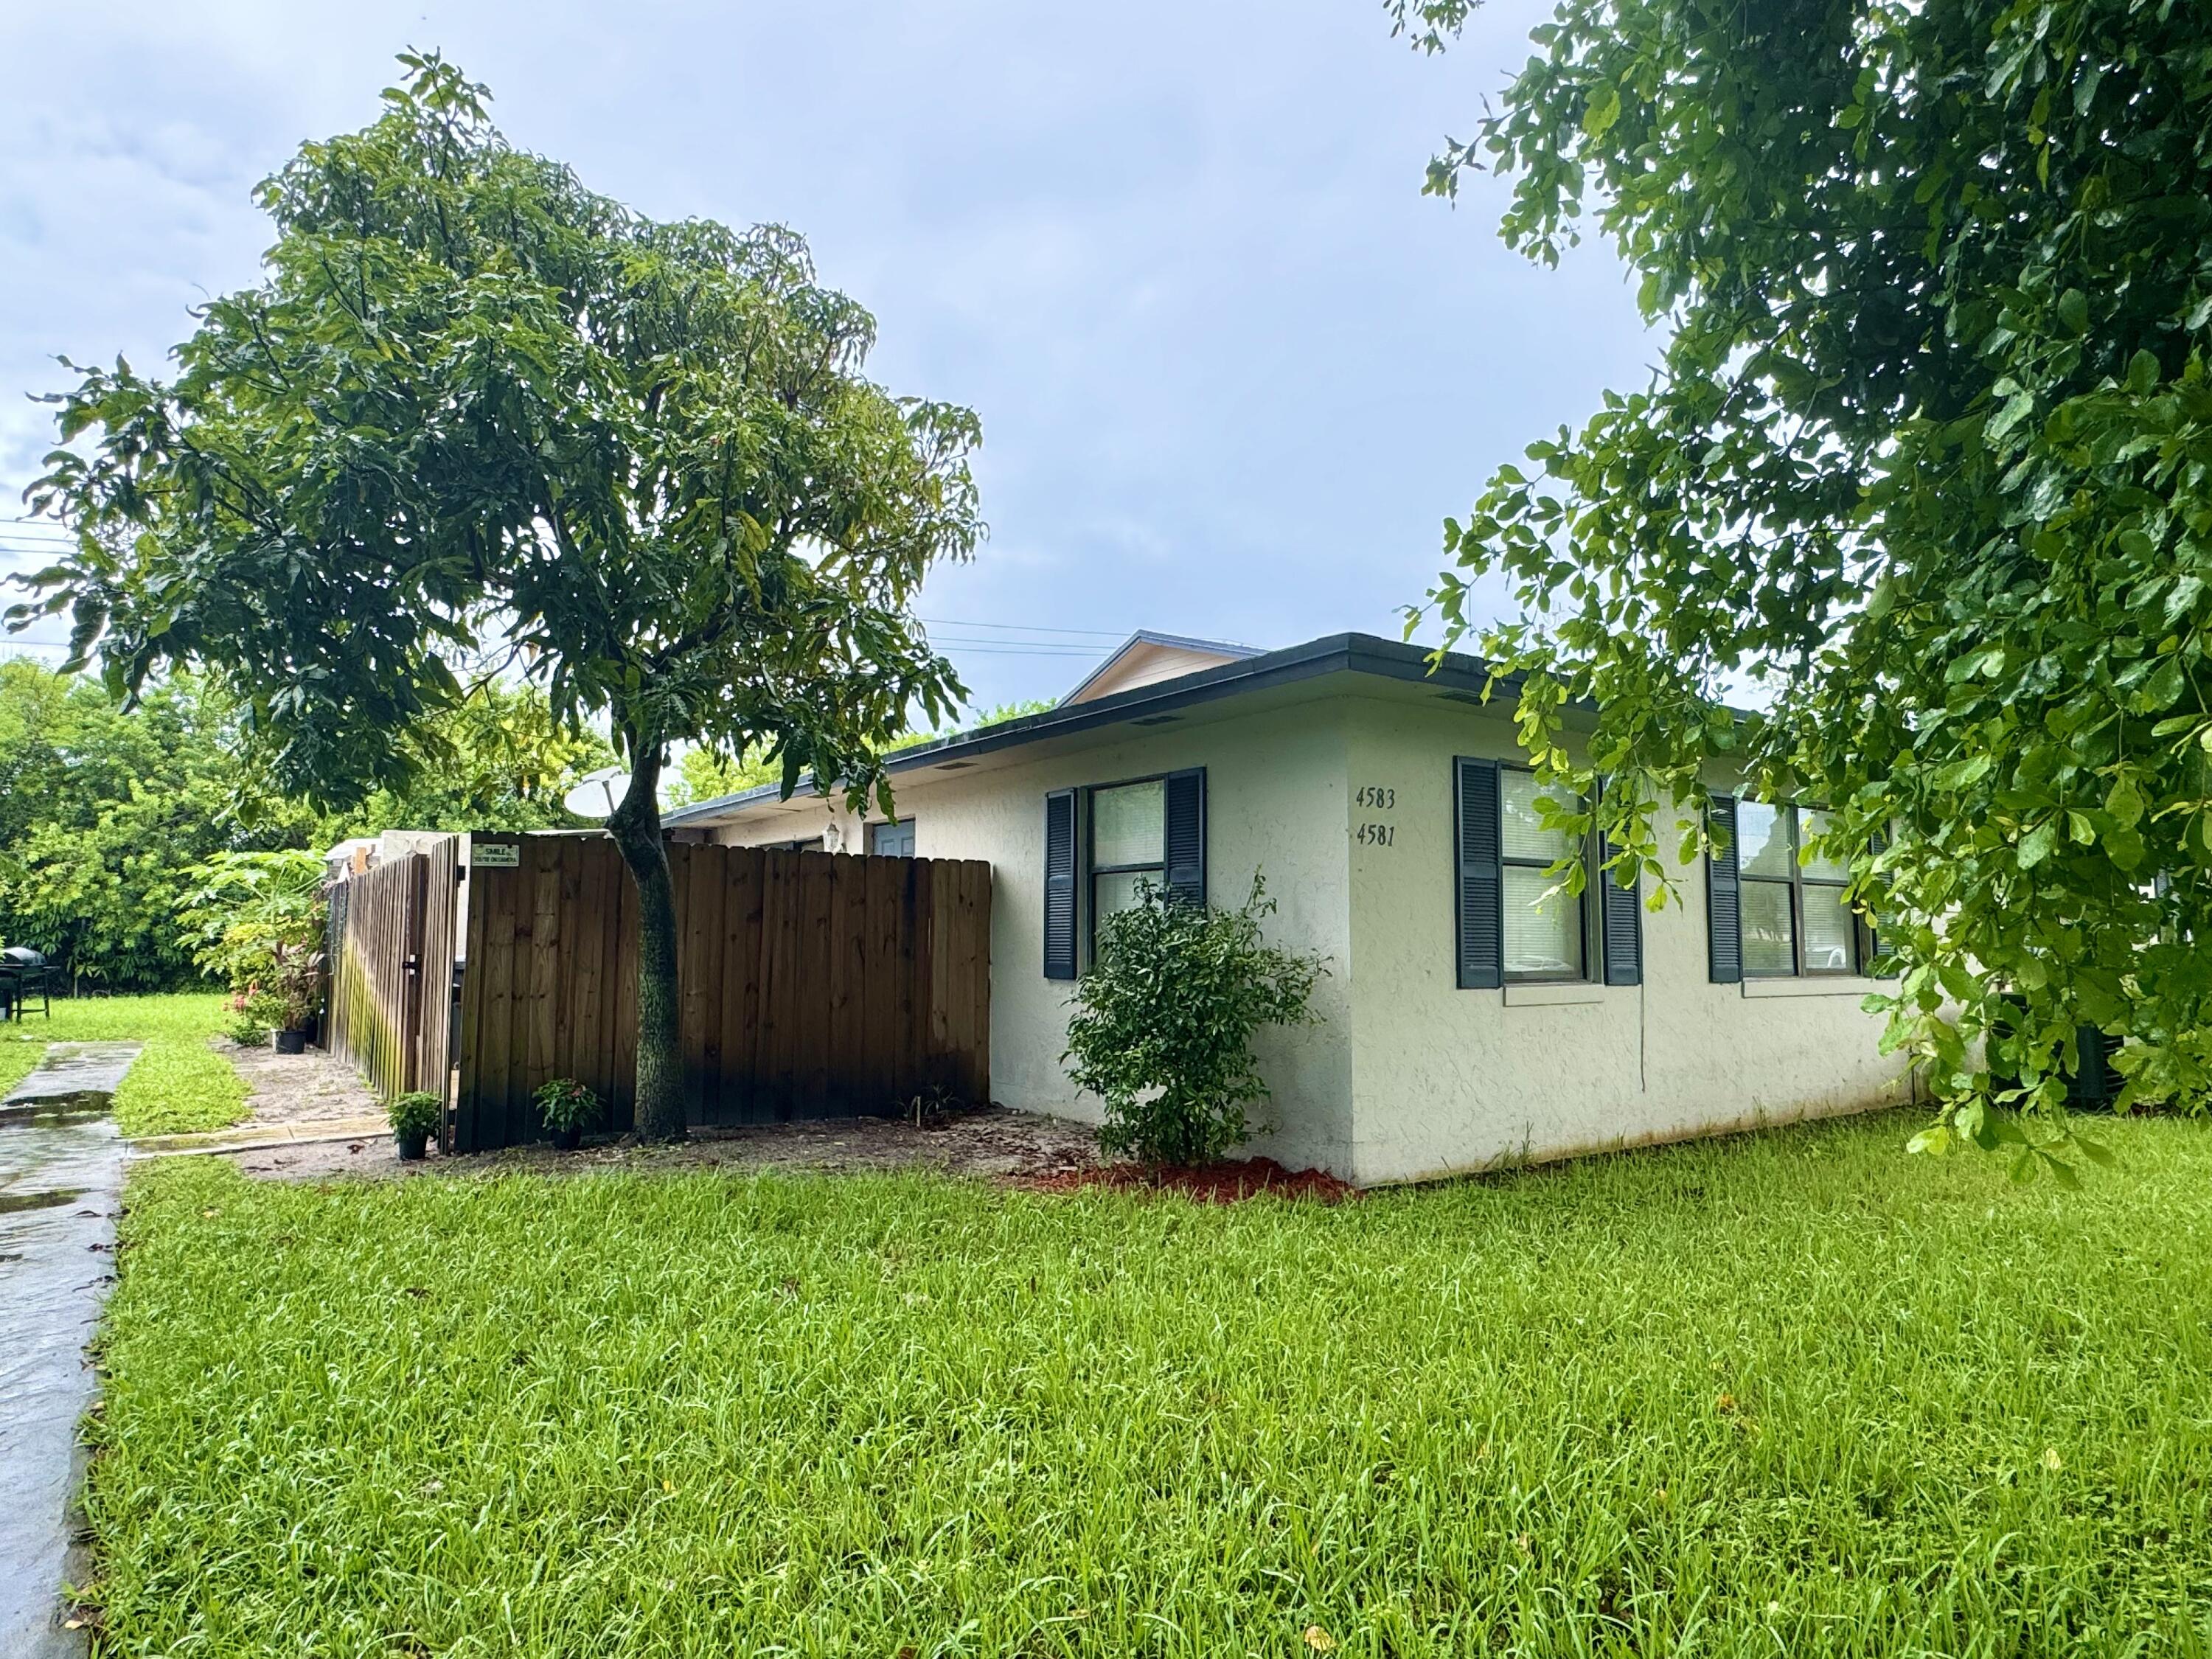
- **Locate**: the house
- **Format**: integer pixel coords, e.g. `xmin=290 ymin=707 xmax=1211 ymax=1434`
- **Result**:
xmin=664 ymin=630 xmax=1913 ymax=1185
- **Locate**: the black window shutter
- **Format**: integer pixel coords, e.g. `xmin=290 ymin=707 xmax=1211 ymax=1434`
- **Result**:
xmin=1596 ymin=780 xmax=1643 ymax=987
xmin=1164 ymin=769 xmax=1206 ymax=905
xmin=1455 ymin=757 xmax=1503 ymax=990
xmin=1707 ymin=794 xmax=1742 ymax=984
xmin=1043 ymin=789 xmax=1077 ymax=979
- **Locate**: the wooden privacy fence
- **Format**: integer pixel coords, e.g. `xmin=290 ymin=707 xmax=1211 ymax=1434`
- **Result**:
xmin=325 ymin=836 xmax=461 ymax=1100
xmin=450 ymin=838 xmax=991 ymax=1152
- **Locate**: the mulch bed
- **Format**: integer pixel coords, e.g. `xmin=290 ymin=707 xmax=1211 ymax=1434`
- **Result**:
xmin=1023 ymin=1155 xmax=1356 ymax=1205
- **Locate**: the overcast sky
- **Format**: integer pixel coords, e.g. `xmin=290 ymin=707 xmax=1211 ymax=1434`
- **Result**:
xmin=0 ymin=0 xmax=1655 ymax=712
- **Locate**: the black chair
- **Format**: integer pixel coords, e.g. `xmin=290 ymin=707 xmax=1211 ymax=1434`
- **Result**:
xmin=0 ymin=947 xmax=53 ymax=1023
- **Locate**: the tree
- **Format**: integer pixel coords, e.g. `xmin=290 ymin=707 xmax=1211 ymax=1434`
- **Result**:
xmin=1391 ymin=0 xmax=2212 ymax=1167
xmin=16 ymin=55 xmax=980 ymax=1138
xmin=0 ymin=661 xmax=306 ymax=989
xmin=319 ymin=681 xmax=619 ymax=839
xmin=0 ymin=661 xmax=606 ymax=990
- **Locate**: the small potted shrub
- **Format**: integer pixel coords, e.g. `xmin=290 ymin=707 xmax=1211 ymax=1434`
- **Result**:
xmin=268 ymin=941 xmax=324 ymax=1054
xmin=535 ymin=1077 xmax=597 ymax=1152
xmin=389 ymin=1091 xmax=441 ymax=1161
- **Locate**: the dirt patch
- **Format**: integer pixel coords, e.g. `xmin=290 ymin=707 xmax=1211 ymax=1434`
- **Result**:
xmin=220 ymin=1041 xmax=385 ymax=1131
xmin=228 ymin=1105 xmax=1105 ymax=1186
xmin=1023 ymin=1155 xmax=1357 ymax=1205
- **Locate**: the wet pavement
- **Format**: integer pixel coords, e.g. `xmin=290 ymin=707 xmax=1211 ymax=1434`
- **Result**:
xmin=0 ymin=1042 xmax=139 ymax=1659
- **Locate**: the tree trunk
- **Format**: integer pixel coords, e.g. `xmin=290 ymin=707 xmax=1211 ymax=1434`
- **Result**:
xmin=607 ymin=744 xmax=686 ymax=1142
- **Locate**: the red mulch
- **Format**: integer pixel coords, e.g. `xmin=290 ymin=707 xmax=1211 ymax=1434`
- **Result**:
xmin=1021 ymin=1156 xmax=1357 ymax=1205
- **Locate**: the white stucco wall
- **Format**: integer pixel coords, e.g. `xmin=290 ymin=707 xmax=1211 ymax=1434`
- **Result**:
xmin=1337 ymin=695 xmax=1913 ymax=1185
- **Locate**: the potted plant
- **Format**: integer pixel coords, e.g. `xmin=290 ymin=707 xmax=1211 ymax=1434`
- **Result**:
xmin=268 ymin=940 xmax=325 ymax=1054
xmin=535 ymin=1077 xmax=597 ymax=1152
xmin=389 ymin=1091 xmax=440 ymax=1161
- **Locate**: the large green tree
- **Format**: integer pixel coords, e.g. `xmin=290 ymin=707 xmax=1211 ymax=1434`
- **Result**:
xmin=319 ymin=680 xmax=618 ymax=840
xmin=0 ymin=661 xmax=292 ymax=988
xmin=16 ymin=55 xmax=979 ymax=1138
xmin=0 ymin=661 xmax=614 ymax=989
xmin=1395 ymin=0 xmax=2212 ymax=1168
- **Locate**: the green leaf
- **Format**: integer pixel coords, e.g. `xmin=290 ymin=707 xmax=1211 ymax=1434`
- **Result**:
xmin=2104 ymin=776 xmax=2143 ymax=830
xmin=1906 ymin=1124 xmax=1952 ymax=1156
xmin=1937 ymin=754 xmax=1993 ymax=790
xmin=1582 ymin=86 xmax=1622 ymax=138
xmin=2018 ymin=818 xmax=2058 ymax=869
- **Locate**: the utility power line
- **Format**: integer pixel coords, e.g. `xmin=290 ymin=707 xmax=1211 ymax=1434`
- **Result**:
xmin=919 ymin=616 xmax=1127 ymax=638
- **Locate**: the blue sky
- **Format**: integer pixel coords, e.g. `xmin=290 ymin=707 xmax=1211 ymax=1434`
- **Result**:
xmin=0 ymin=0 xmax=1655 ymax=713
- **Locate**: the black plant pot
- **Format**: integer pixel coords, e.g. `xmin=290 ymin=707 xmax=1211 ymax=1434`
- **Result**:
xmin=274 ymin=1028 xmax=307 ymax=1055
xmin=549 ymin=1124 xmax=582 ymax=1152
xmin=395 ymin=1130 xmax=428 ymax=1161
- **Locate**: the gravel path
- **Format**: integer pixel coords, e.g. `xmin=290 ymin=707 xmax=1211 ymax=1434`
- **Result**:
xmin=219 ymin=1040 xmax=385 ymax=1130
xmin=229 ymin=1103 xmax=1104 ymax=1185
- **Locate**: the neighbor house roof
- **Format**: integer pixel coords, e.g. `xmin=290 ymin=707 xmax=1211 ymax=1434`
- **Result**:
xmin=663 ymin=630 xmax=1510 ymax=829
xmin=1059 ymin=629 xmax=1265 ymax=706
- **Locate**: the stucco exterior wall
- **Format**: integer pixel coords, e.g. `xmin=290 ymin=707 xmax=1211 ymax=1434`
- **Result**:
xmin=1337 ymin=696 xmax=1913 ymax=1185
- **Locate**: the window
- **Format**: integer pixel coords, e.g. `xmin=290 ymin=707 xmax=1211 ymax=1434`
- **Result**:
xmin=1090 ymin=779 xmax=1165 ymax=939
xmin=1720 ymin=801 xmax=1856 ymax=979
xmin=1500 ymin=768 xmax=1586 ymax=981
xmin=1454 ymin=757 xmax=1640 ymax=990
xmin=1043 ymin=769 xmax=1206 ymax=979
xmin=867 ymin=818 xmax=916 ymax=857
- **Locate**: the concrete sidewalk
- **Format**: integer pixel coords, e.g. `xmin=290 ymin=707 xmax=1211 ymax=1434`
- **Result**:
xmin=0 ymin=1042 xmax=139 ymax=1659
xmin=134 ymin=1113 xmax=390 ymax=1157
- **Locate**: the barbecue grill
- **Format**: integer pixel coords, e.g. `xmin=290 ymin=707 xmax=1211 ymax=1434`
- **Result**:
xmin=0 ymin=946 xmax=52 ymax=1022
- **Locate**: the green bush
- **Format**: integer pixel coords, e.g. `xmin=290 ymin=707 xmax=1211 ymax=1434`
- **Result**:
xmin=1062 ymin=873 xmax=1325 ymax=1166
xmin=220 ymin=998 xmax=273 ymax=1046
xmin=389 ymin=1091 xmax=441 ymax=1139
xmin=534 ymin=1077 xmax=598 ymax=1133
xmin=173 ymin=850 xmax=327 ymax=1015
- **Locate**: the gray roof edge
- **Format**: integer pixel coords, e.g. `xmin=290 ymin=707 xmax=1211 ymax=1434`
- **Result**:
xmin=661 ymin=630 xmax=1509 ymax=827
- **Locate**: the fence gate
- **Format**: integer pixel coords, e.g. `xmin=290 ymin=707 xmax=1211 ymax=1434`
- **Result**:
xmin=448 ymin=838 xmax=991 ymax=1152
xmin=326 ymin=836 xmax=461 ymax=1103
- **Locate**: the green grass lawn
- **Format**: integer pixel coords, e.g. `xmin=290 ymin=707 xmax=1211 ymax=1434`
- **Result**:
xmin=0 ymin=992 xmax=246 ymax=1134
xmin=90 ymin=1110 xmax=2212 ymax=1658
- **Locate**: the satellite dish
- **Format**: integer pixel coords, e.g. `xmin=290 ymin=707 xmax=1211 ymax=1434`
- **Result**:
xmin=563 ymin=766 xmax=630 ymax=820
